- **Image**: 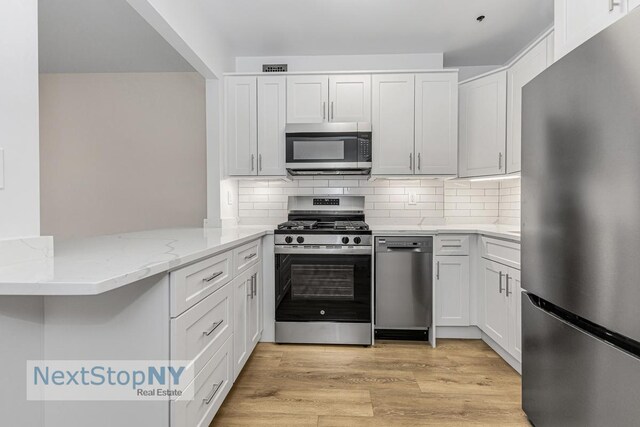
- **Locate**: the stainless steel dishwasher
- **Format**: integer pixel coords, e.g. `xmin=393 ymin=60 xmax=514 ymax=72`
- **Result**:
xmin=375 ymin=236 xmax=433 ymax=340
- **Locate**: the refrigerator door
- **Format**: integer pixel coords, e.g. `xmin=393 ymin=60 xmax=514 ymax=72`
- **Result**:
xmin=523 ymin=293 xmax=640 ymax=427
xmin=522 ymin=8 xmax=640 ymax=342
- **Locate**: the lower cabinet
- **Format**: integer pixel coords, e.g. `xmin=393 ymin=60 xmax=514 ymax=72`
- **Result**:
xmin=481 ymin=258 xmax=521 ymax=362
xmin=232 ymin=262 xmax=262 ymax=380
xmin=435 ymin=255 xmax=470 ymax=326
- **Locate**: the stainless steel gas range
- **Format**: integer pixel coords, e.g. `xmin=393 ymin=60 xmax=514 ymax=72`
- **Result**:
xmin=274 ymin=196 xmax=372 ymax=345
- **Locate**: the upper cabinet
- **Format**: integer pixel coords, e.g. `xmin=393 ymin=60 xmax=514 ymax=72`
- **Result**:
xmin=287 ymin=74 xmax=371 ymax=123
xmin=555 ymin=0 xmax=628 ymax=60
xmin=458 ymin=71 xmax=507 ymax=178
xmin=506 ymin=33 xmax=554 ymax=174
xmin=415 ymin=73 xmax=458 ymax=175
xmin=225 ymin=75 xmax=286 ymax=177
xmin=371 ymin=74 xmax=415 ymax=175
xmin=226 ymin=76 xmax=257 ymax=176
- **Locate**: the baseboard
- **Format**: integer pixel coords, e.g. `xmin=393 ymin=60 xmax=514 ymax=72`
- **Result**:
xmin=481 ymin=332 xmax=522 ymax=374
xmin=436 ymin=326 xmax=482 ymax=339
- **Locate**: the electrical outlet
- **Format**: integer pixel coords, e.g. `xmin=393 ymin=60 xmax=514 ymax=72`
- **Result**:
xmin=408 ymin=190 xmax=417 ymax=205
xmin=227 ymin=191 xmax=233 ymax=205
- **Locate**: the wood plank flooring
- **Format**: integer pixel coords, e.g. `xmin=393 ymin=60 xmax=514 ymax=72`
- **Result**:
xmin=211 ymin=339 xmax=529 ymax=426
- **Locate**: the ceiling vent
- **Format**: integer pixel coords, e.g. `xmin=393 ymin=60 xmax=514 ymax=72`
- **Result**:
xmin=262 ymin=64 xmax=288 ymax=73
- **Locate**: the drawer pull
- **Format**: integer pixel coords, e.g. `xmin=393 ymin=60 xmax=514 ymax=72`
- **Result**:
xmin=441 ymin=244 xmax=462 ymax=248
xmin=203 ymin=271 xmax=224 ymax=283
xmin=203 ymin=380 xmax=224 ymax=405
xmin=203 ymin=320 xmax=224 ymax=337
xmin=244 ymin=253 xmax=257 ymax=261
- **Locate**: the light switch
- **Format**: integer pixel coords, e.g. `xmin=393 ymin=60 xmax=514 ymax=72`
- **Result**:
xmin=408 ymin=190 xmax=417 ymax=205
xmin=0 ymin=148 xmax=4 ymax=189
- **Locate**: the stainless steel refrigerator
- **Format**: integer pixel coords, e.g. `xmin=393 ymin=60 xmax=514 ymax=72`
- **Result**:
xmin=522 ymin=9 xmax=640 ymax=427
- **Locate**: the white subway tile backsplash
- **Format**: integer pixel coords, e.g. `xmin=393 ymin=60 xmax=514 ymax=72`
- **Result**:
xmin=236 ymin=177 xmax=521 ymax=226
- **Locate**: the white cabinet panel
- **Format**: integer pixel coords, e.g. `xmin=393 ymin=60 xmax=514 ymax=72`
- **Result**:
xmin=372 ymin=74 xmax=415 ymax=175
xmin=481 ymin=259 xmax=509 ymax=348
xmin=329 ymin=75 xmax=371 ymax=122
xmin=631 ymin=0 xmax=640 ymax=10
xmin=232 ymin=262 xmax=261 ymax=380
xmin=257 ymin=76 xmax=286 ymax=176
xmin=287 ymin=75 xmax=329 ymax=123
xmin=506 ymin=267 xmax=522 ymax=362
xmin=555 ymin=0 xmax=627 ymax=60
xmin=248 ymin=263 xmax=262 ymax=348
xmin=435 ymin=256 xmax=470 ymax=326
xmin=506 ymin=35 xmax=552 ymax=173
xmin=225 ymin=76 xmax=257 ymax=176
xmin=414 ymin=73 xmax=458 ymax=175
xmin=458 ymin=71 xmax=507 ymax=178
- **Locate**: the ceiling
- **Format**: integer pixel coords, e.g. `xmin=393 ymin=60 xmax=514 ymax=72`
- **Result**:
xmin=39 ymin=0 xmax=194 ymax=73
xmin=202 ymin=0 xmax=554 ymax=66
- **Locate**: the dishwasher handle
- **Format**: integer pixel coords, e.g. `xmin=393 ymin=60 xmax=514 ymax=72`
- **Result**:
xmin=384 ymin=247 xmax=426 ymax=253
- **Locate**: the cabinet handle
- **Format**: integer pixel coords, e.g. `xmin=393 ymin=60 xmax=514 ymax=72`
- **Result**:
xmin=498 ymin=271 xmax=505 ymax=294
xmin=441 ymin=244 xmax=462 ymax=248
xmin=203 ymin=319 xmax=224 ymax=337
xmin=323 ymin=102 xmax=326 ymax=120
xmin=417 ymin=153 xmax=421 ymax=171
xmin=331 ymin=101 xmax=334 ymax=120
xmin=409 ymin=153 xmax=413 ymax=171
xmin=202 ymin=271 xmax=224 ymax=283
xmin=244 ymin=253 xmax=257 ymax=260
xmin=258 ymin=154 xmax=262 ymax=172
xmin=609 ymin=0 xmax=621 ymax=11
xmin=251 ymin=154 xmax=255 ymax=171
xmin=436 ymin=261 xmax=440 ymax=280
xmin=253 ymin=273 xmax=257 ymax=297
xmin=498 ymin=152 xmax=503 ymax=170
xmin=506 ymin=274 xmax=512 ymax=297
xmin=203 ymin=380 xmax=224 ymax=404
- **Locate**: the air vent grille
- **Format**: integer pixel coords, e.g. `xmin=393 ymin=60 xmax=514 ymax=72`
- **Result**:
xmin=262 ymin=64 xmax=288 ymax=73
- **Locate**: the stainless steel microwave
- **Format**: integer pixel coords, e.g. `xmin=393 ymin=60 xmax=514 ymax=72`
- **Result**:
xmin=285 ymin=122 xmax=372 ymax=176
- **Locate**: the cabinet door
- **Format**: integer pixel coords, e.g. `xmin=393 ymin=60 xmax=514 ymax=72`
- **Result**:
xmin=225 ymin=76 xmax=257 ymax=176
xmin=328 ymin=75 xmax=371 ymax=122
xmin=257 ymin=76 xmax=286 ymax=176
xmin=506 ymin=267 xmax=522 ymax=362
xmin=555 ymin=0 xmax=627 ymax=60
xmin=371 ymin=74 xmax=415 ymax=175
xmin=435 ymin=256 xmax=470 ymax=326
xmin=506 ymin=36 xmax=551 ymax=173
xmin=415 ymin=73 xmax=458 ymax=175
xmin=248 ymin=263 xmax=262 ymax=348
xmin=232 ymin=271 xmax=250 ymax=379
xmin=458 ymin=71 xmax=507 ymax=178
xmin=631 ymin=0 xmax=640 ymax=10
xmin=481 ymin=259 xmax=509 ymax=348
xmin=286 ymin=75 xmax=329 ymax=123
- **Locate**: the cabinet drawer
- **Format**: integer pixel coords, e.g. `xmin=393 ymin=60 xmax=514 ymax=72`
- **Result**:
xmin=481 ymin=236 xmax=521 ymax=270
xmin=170 ymin=251 xmax=233 ymax=317
xmin=171 ymin=335 xmax=233 ymax=427
xmin=435 ymin=235 xmax=470 ymax=256
xmin=171 ymin=282 xmax=233 ymax=378
xmin=233 ymin=239 xmax=261 ymax=275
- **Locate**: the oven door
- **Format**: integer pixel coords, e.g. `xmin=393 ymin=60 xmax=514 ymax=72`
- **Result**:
xmin=275 ymin=249 xmax=372 ymax=323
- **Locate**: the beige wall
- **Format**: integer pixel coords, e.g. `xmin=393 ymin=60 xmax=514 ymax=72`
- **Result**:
xmin=39 ymin=72 xmax=207 ymax=239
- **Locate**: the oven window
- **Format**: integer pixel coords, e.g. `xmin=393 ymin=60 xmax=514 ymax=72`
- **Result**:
xmin=291 ymin=265 xmax=354 ymax=300
xmin=293 ymin=140 xmax=345 ymax=160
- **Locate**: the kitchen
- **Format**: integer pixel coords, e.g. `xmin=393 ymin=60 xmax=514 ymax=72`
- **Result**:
xmin=1 ymin=0 xmax=639 ymax=426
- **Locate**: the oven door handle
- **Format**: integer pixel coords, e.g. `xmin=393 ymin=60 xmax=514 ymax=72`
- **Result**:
xmin=275 ymin=246 xmax=372 ymax=255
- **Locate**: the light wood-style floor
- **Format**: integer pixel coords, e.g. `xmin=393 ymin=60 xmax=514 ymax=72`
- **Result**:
xmin=211 ymin=340 xmax=529 ymax=426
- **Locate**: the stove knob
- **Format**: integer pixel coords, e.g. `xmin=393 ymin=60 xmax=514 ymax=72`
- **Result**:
xmin=285 ymin=236 xmax=293 ymax=244
xmin=297 ymin=236 xmax=305 ymax=244
xmin=342 ymin=237 xmax=350 ymax=244
xmin=354 ymin=237 xmax=362 ymax=244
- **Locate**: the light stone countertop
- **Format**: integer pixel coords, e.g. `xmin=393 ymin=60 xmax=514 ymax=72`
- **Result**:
xmin=0 ymin=224 xmax=519 ymax=296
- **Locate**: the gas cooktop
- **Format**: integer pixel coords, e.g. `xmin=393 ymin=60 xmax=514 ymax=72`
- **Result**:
xmin=277 ymin=220 xmax=369 ymax=232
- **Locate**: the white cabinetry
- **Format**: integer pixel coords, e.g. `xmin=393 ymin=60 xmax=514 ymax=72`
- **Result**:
xmin=506 ymin=34 xmax=554 ymax=173
xmin=555 ymin=0 xmax=628 ymax=60
xmin=458 ymin=71 xmax=507 ymax=178
xmin=506 ymin=268 xmax=522 ymax=361
xmin=257 ymin=76 xmax=286 ymax=175
xmin=232 ymin=262 xmax=261 ymax=380
xmin=435 ymin=255 xmax=470 ymax=326
xmin=481 ymin=259 xmax=510 ymax=348
xmin=631 ymin=0 xmax=640 ymax=10
xmin=372 ymin=74 xmax=415 ymax=175
xmin=414 ymin=73 xmax=458 ymax=175
xmin=225 ymin=76 xmax=257 ymax=176
xmin=287 ymin=74 xmax=370 ymax=123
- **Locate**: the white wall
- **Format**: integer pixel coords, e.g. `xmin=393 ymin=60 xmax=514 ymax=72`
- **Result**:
xmin=235 ymin=53 xmax=444 ymax=73
xmin=39 ymin=72 xmax=207 ymax=239
xmin=0 ymin=0 xmax=41 ymax=239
